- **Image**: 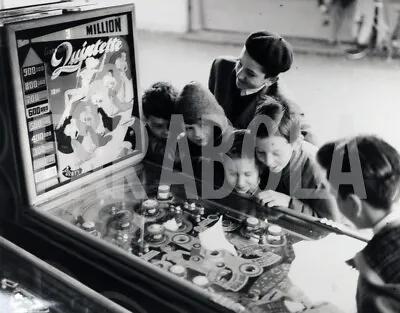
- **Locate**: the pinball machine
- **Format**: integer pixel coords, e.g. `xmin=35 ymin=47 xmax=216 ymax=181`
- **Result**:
xmin=0 ymin=235 xmax=131 ymax=313
xmin=0 ymin=1 xmax=370 ymax=313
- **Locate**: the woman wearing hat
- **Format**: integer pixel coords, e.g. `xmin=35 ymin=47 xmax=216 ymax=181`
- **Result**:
xmin=208 ymin=31 xmax=316 ymax=145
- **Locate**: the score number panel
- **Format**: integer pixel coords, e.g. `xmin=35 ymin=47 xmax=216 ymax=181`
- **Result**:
xmin=22 ymin=62 xmax=59 ymax=194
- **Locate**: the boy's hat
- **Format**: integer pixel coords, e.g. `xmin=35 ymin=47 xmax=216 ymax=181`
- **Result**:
xmin=175 ymin=81 xmax=230 ymax=132
xmin=245 ymin=31 xmax=293 ymax=77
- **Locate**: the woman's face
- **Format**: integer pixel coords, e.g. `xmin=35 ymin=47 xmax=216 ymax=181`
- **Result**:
xmin=224 ymin=157 xmax=259 ymax=194
xmin=235 ymin=48 xmax=268 ymax=90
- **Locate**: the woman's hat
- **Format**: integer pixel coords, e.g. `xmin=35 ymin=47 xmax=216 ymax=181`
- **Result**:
xmin=245 ymin=31 xmax=294 ymax=77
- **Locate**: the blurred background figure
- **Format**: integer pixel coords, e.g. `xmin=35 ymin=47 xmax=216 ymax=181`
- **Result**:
xmin=318 ymin=0 xmax=356 ymax=45
xmin=348 ymin=0 xmax=391 ymax=58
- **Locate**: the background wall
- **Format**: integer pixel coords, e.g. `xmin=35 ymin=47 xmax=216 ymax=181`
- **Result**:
xmin=199 ymin=0 xmax=352 ymax=41
xmin=1 ymin=0 xmax=57 ymax=8
xmin=133 ymin=0 xmax=189 ymax=33
xmin=0 ymin=0 xmax=190 ymax=33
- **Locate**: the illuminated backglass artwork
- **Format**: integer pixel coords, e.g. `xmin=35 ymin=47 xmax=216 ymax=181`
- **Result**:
xmin=13 ymin=12 xmax=140 ymax=197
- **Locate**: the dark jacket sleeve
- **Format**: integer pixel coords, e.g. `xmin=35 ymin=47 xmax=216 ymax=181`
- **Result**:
xmin=289 ymin=197 xmax=318 ymax=217
xmin=144 ymin=133 xmax=167 ymax=165
xmin=289 ymin=185 xmax=339 ymax=221
xmin=208 ymin=58 xmax=218 ymax=94
xmin=356 ymin=277 xmax=400 ymax=313
xmin=288 ymin=157 xmax=341 ymax=221
xmin=274 ymin=83 xmax=318 ymax=146
xmin=353 ymin=251 xmax=400 ymax=313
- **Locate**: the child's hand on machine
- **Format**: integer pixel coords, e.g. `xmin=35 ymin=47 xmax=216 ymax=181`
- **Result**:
xmin=257 ymin=190 xmax=291 ymax=208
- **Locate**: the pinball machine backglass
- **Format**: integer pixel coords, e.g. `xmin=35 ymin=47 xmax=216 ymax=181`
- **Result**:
xmin=6 ymin=1 xmax=143 ymax=204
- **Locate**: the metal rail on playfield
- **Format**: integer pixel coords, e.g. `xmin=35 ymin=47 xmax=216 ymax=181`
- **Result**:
xmin=268 ymin=205 xmax=371 ymax=242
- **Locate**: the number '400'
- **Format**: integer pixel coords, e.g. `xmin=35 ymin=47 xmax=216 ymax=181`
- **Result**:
xmin=31 ymin=133 xmax=45 ymax=144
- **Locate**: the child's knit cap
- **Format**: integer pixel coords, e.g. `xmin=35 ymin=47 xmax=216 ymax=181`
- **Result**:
xmin=175 ymin=81 xmax=230 ymax=132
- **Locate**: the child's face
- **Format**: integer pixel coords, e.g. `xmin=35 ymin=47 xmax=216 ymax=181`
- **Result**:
xmin=147 ymin=116 xmax=169 ymax=140
xmin=224 ymin=157 xmax=259 ymax=194
xmin=185 ymin=122 xmax=213 ymax=146
xmin=255 ymin=135 xmax=294 ymax=173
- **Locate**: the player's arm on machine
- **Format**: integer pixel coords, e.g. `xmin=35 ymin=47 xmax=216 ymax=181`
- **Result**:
xmin=257 ymin=181 xmax=340 ymax=222
xmin=258 ymin=189 xmax=291 ymax=208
